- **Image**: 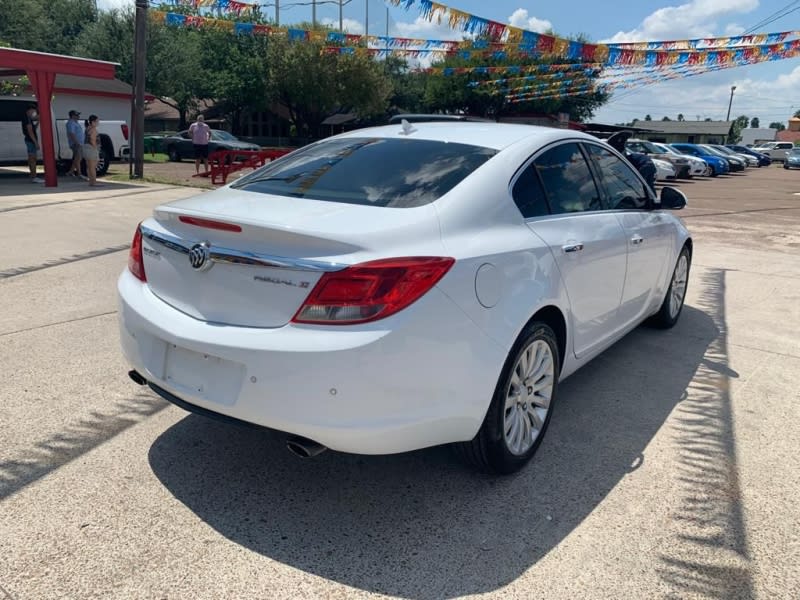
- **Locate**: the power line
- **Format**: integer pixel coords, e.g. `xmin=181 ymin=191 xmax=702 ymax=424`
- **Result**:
xmin=743 ymin=1 xmax=800 ymax=34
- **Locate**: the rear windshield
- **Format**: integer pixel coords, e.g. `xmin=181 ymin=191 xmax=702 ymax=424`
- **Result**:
xmin=231 ymin=137 xmax=497 ymax=207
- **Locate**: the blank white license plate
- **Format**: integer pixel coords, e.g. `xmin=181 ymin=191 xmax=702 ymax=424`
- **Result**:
xmin=164 ymin=344 xmax=244 ymax=406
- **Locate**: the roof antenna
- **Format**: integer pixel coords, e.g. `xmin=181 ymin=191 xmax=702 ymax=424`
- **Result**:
xmin=399 ymin=119 xmax=417 ymax=136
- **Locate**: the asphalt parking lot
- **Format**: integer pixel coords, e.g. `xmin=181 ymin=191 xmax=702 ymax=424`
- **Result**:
xmin=1 ymin=166 xmax=799 ymax=599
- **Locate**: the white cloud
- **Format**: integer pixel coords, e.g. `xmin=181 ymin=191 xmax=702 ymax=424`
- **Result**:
xmin=724 ymin=23 xmax=747 ymax=36
xmin=508 ymin=9 xmax=553 ymax=34
xmin=594 ymin=63 xmax=800 ymax=126
xmin=96 ymin=0 xmax=132 ymax=11
xmin=391 ymin=16 xmax=465 ymax=41
xmin=603 ymin=0 xmax=759 ymax=42
xmin=321 ymin=17 xmax=364 ymax=34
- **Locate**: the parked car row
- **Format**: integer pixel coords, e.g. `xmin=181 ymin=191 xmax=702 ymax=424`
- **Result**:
xmin=625 ymin=138 xmax=774 ymax=180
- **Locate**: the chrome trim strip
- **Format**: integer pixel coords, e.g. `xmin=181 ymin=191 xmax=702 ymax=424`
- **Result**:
xmin=139 ymin=224 xmax=347 ymax=272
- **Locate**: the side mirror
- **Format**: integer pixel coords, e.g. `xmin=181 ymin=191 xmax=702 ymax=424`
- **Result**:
xmin=660 ymin=186 xmax=687 ymax=210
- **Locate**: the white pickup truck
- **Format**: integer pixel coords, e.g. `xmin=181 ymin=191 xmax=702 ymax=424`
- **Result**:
xmin=752 ymin=141 xmax=795 ymax=163
xmin=0 ymin=95 xmax=129 ymax=176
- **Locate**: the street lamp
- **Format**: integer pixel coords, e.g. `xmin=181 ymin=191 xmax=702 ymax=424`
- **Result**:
xmin=726 ymin=85 xmax=737 ymax=121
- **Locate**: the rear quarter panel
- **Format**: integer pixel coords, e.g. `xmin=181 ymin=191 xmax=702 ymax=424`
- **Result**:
xmin=432 ymin=141 xmax=574 ymax=372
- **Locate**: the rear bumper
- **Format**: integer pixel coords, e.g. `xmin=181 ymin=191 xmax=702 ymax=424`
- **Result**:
xmin=117 ymin=270 xmax=505 ymax=454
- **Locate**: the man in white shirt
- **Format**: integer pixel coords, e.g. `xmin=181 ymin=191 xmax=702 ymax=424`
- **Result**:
xmin=189 ymin=115 xmax=212 ymax=174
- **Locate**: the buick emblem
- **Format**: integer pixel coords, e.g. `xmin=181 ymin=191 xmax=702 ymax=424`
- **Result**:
xmin=188 ymin=242 xmax=212 ymax=271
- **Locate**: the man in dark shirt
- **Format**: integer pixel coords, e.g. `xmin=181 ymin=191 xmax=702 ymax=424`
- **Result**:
xmin=22 ymin=104 xmax=44 ymax=183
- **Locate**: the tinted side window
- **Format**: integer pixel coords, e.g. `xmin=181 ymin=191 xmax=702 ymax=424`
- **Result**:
xmin=533 ymin=143 xmax=602 ymax=214
xmin=511 ymin=164 xmax=550 ymax=218
xmin=0 ymin=99 xmax=30 ymax=123
xmin=585 ymin=144 xmax=651 ymax=210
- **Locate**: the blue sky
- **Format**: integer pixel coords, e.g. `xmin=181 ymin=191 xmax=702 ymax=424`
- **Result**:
xmin=102 ymin=0 xmax=800 ymax=124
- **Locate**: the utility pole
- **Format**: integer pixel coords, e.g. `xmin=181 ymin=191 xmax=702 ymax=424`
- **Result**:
xmin=131 ymin=0 xmax=147 ymax=179
xmin=365 ymin=0 xmax=369 ymax=38
xmin=339 ymin=0 xmax=343 ymax=31
xmin=275 ymin=0 xmax=279 ymax=26
xmin=312 ymin=0 xmax=316 ymax=28
xmin=726 ymin=85 xmax=737 ymax=121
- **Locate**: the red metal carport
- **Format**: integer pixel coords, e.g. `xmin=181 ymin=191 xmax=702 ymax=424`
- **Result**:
xmin=0 ymin=48 xmax=118 ymax=187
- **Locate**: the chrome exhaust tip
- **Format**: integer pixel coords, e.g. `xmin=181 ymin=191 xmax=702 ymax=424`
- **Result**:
xmin=286 ymin=435 xmax=327 ymax=458
xmin=128 ymin=370 xmax=147 ymax=386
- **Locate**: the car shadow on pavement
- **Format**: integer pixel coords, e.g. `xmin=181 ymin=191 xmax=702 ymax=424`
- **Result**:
xmin=148 ymin=273 xmax=746 ymax=599
xmin=0 ymin=392 xmax=168 ymax=501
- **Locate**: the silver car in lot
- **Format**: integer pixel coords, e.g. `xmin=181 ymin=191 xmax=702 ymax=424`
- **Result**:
xmin=654 ymin=143 xmax=709 ymax=177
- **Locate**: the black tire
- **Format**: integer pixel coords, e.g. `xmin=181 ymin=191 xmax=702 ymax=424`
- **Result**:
xmin=455 ymin=322 xmax=560 ymax=475
xmin=649 ymin=246 xmax=691 ymax=329
xmin=710 ymin=165 xmax=718 ymax=177
xmin=95 ymin=146 xmax=109 ymax=177
xmin=167 ymin=146 xmax=181 ymax=162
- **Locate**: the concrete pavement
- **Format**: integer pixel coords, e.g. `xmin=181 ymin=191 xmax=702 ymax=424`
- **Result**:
xmin=1 ymin=169 xmax=798 ymax=599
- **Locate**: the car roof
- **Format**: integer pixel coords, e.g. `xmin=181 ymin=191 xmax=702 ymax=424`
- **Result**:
xmin=332 ymin=122 xmax=597 ymax=151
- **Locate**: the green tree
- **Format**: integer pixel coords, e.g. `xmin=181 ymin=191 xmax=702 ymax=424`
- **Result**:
xmin=266 ymin=34 xmax=392 ymax=137
xmin=794 ymin=110 xmax=800 ymax=118
xmin=0 ymin=75 xmax=28 ymax=96
xmin=200 ymin=28 xmax=269 ymax=134
xmin=770 ymin=121 xmax=786 ymax=131
xmin=677 ymin=113 xmax=685 ymax=121
xmin=661 ymin=116 xmax=671 ymax=121
xmin=0 ymin=0 xmax=95 ymax=54
xmin=384 ymin=56 xmax=427 ymax=115
xmin=419 ymin=51 xmax=608 ymax=122
xmin=644 ymin=114 xmax=652 ymax=121
xmin=71 ymin=8 xmax=135 ymax=82
xmin=74 ymin=9 xmax=214 ymax=129
xmin=750 ymin=117 xmax=760 ymax=128
xmin=729 ymin=115 xmax=750 ymax=143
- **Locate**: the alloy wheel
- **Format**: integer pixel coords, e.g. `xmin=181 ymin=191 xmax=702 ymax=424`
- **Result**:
xmin=503 ymin=340 xmax=555 ymax=456
xmin=669 ymin=254 xmax=689 ymax=319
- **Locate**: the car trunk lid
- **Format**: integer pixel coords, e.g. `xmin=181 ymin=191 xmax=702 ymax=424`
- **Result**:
xmin=140 ymin=188 xmax=442 ymax=328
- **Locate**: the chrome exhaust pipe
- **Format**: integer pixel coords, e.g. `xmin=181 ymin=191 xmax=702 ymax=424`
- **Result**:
xmin=286 ymin=435 xmax=327 ymax=458
xmin=128 ymin=370 xmax=147 ymax=386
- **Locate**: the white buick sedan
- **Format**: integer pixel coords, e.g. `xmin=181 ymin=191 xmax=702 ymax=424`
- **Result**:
xmin=119 ymin=122 xmax=691 ymax=474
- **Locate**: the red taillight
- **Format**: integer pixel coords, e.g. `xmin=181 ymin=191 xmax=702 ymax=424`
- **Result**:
xmin=121 ymin=124 xmax=129 ymax=140
xmin=128 ymin=225 xmax=146 ymax=282
xmin=292 ymin=257 xmax=454 ymax=325
xmin=178 ymin=215 xmax=242 ymax=232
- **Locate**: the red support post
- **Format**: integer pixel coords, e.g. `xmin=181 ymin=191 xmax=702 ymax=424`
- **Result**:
xmin=26 ymin=70 xmax=58 ymax=187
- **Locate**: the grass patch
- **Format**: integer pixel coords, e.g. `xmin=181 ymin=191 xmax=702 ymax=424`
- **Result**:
xmin=106 ymin=171 xmax=213 ymax=190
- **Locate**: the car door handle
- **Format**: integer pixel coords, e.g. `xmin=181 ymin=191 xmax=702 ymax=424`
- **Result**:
xmin=562 ymin=243 xmax=584 ymax=253
xmin=631 ymin=235 xmax=644 ymax=246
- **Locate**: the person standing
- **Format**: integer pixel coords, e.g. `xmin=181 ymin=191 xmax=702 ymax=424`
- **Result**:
xmin=82 ymin=115 xmax=101 ymax=187
xmin=66 ymin=109 xmax=87 ymax=180
xmin=21 ymin=104 xmax=44 ymax=183
xmin=189 ymin=114 xmax=211 ymax=174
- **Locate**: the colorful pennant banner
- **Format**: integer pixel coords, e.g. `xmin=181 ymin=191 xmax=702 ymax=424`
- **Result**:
xmin=607 ymin=31 xmax=797 ymax=51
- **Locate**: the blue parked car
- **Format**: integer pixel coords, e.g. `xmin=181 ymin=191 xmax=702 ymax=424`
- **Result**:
xmin=783 ymin=147 xmax=800 ymax=169
xmin=671 ymin=143 xmax=730 ymax=176
xmin=726 ymin=144 xmax=772 ymax=167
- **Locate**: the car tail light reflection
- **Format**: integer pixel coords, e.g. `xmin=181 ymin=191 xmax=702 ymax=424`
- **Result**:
xmin=121 ymin=124 xmax=129 ymax=140
xmin=293 ymin=257 xmax=455 ymax=325
xmin=128 ymin=224 xmax=146 ymax=282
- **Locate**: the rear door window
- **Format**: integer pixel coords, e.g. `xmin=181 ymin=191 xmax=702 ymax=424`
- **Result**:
xmin=584 ymin=143 xmax=652 ymax=210
xmin=532 ymin=143 xmax=604 ymax=214
xmin=232 ymin=137 xmax=497 ymax=208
